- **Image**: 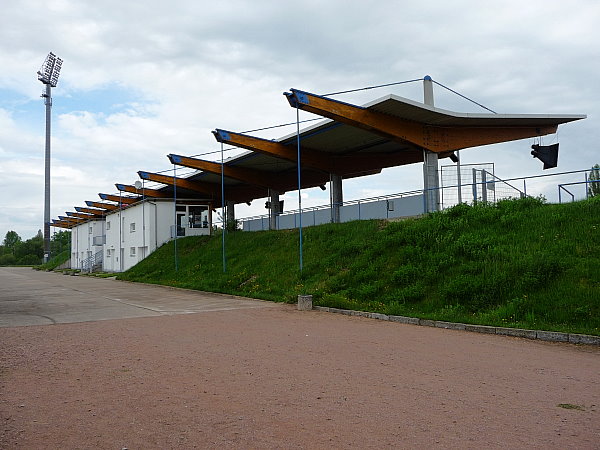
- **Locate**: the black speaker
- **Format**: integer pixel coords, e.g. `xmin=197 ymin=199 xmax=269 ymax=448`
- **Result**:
xmin=531 ymin=143 xmax=559 ymax=170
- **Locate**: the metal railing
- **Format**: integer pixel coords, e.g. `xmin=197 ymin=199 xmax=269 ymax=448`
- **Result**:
xmin=214 ymin=167 xmax=596 ymax=232
xmin=81 ymin=250 xmax=103 ymax=273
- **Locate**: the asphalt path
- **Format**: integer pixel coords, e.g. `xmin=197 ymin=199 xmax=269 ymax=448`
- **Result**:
xmin=0 ymin=267 xmax=280 ymax=327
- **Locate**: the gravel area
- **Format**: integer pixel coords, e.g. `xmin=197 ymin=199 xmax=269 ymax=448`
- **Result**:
xmin=1 ymin=305 xmax=599 ymax=449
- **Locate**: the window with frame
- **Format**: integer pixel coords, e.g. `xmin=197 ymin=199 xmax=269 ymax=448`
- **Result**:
xmin=130 ymin=247 xmax=136 ymax=257
xmin=106 ymin=221 xmax=111 ymax=230
xmin=130 ymin=222 xmax=136 ymax=232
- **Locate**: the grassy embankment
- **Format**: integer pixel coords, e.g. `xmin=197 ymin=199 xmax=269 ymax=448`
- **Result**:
xmin=119 ymin=197 xmax=600 ymax=335
xmin=34 ymin=250 xmax=70 ymax=271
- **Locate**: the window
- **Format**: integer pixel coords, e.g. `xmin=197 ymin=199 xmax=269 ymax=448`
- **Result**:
xmin=130 ymin=222 xmax=136 ymax=232
xmin=130 ymin=247 xmax=136 ymax=257
xmin=106 ymin=221 xmax=111 ymax=231
xmin=188 ymin=205 xmax=209 ymax=228
xmin=88 ymin=226 xmax=93 ymax=234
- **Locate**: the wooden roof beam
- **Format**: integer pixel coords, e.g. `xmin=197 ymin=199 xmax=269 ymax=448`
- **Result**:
xmin=115 ymin=183 xmax=169 ymax=198
xmin=66 ymin=211 xmax=100 ymax=220
xmin=138 ymin=171 xmax=221 ymax=199
xmin=75 ymin=206 xmax=107 ymax=216
xmin=212 ymin=129 xmax=333 ymax=172
xmin=284 ymin=89 xmax=558 ymax=152
xmin=168 ymin=154 xmax=287 ymax=191
xmin=59 ymin=215 xmax=84 ymax=224
xmin=85 ymin=201 xmax=119 ymax=211
xmin=99 ymin=193 xmax=140 ymax=204
xmin=52 ymin=220 xmax=73 ymax=229
xmin=138 ymin=170 xmax=266 ymax=204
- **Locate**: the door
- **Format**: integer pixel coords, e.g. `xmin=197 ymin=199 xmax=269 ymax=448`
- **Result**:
xmin=176 ymin=212 xmax=186 ymax=237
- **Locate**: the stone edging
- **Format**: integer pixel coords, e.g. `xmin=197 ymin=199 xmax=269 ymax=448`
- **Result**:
xmin=312 ymin=306 xmax=600 ymax=346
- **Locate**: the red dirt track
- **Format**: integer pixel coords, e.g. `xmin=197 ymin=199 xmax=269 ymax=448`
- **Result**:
xmin=1 ymin=306 xmax=599 ymax=448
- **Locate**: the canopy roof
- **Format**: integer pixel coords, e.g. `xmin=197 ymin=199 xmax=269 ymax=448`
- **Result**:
xmin=56 ymin=88 xmax=585 ymax=228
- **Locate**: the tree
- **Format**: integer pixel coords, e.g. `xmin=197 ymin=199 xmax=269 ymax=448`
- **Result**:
xmin=588 ymin=164 xmax=600 ymax=198
xmin=14 ymin=231 xmax=43 ymax=264
xmin=51 ymin=230 xmax=71 ymax=255
xmin=3 ymin=231 xmax=21 ymax=250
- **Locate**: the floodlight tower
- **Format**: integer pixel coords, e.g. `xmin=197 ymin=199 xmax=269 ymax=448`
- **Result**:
xmin=37 ymin=52 xmax=63 ymax=262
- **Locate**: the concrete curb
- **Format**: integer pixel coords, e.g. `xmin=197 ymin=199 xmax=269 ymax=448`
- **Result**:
xmin=312 ymin=306 xmax=600 ymax=346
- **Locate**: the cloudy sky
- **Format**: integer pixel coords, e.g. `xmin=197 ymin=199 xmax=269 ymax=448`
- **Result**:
xmin=1 ymin=0 xmax=598 ymax=239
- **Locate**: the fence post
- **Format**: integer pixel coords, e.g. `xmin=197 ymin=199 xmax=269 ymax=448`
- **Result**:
xmin=482 ymin=170 xmax=488 ymax=203
xmin=472 ymin=168 xmax=478 ymax=204
xmin=558 ymin=185 xmax=562 ymax=204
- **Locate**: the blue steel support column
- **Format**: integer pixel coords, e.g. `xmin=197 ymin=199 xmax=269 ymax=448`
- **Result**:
xmin=173 ymin=164 xmax=178 ymax=272
xmin=296 ymin=106 xmax=303 ymax=272
xmin=119 ymin=190 xmax=122 ymax=272
xmin=142 ymin=180 xmax=146 ymax=258
xmin=221 ymin=142 xmax=226 ymax=273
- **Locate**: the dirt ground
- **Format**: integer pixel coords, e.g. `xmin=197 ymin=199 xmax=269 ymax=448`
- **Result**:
xmin=1 ymin=305 xmax=599 ymax=449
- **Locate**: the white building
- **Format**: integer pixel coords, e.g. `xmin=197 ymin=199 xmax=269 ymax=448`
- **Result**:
xmin=103 ymin=199 xmax=211 ymax=272
xmin=68 ymin=199 xmax=211 ymax=272
xmin=70 ymin=219 xmax=106 ymax=270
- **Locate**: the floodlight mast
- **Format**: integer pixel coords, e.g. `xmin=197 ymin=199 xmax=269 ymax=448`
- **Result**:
xmin=38 ymin=52 xmax=63 ymax=263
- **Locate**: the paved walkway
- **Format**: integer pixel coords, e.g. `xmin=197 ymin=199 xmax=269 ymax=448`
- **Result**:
xmin=0 ymin=267 xmax=280 ymax=327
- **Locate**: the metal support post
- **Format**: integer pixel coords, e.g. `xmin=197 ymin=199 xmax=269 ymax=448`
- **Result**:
xmin=330 ymin=174 xmax=343 ymax=223
xmin=43 ymin=83 xmax=52 ymax=262
xmin=38 ymin=52 xmax=63 ymax=263
xmin=456 ymin=150 xmax=462 ymax=204
xmin=472 ymin=168 xmax=478 ymax=204
xmin=226 ymin=200 xmax=235 ymax=227
xmin=585 ymin=172 xmax=589 ymax=199
xmin=173 ymin=165 xmax=178 ymax=272
xmin=422 ymin=76 xmax=440 ymax=213
xmin=481 ymin=170 xmax=488 ymax=203
xmin=296 ymin=106 xmax=303 ymax=272
xmin=221 ymin=142 xmax=226 ymax=272
xmin=268 ymin=189 xmax=280 ymax=230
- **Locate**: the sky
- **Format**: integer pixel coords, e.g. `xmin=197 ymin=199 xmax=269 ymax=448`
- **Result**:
xmin=1 ymin=0 xmax=599 ymax=239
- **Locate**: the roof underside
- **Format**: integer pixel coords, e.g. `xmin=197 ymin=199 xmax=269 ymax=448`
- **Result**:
xmin=181 ymin=93 xmax=583 ymax=196
xmin=57 ymin=89 xmax=585 ymax=227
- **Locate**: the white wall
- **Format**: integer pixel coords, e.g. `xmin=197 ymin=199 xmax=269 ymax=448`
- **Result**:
xmin=103 ymin=200 xmax=211 ymax=272
xmin=70 ymin=220 xmax=105 ymax=269
xmin=243 ymin=194 xmax=425 ymax=231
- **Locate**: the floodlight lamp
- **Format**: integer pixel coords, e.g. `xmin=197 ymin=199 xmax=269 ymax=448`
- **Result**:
xmin=37 ymin=52 xmax=63 ymax=87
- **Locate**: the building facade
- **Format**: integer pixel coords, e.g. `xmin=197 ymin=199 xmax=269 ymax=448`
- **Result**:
xmin=70 ymin=219 xmax=106 ymax=270
xmin=103 ymin=199 xmax=211 ymax=272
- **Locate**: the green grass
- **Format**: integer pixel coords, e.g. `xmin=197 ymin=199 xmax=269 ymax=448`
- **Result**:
xmin=119 ymin=196 xmax=600 ymax=335
xmin=33 ymin=250 xmax=70 ymax=271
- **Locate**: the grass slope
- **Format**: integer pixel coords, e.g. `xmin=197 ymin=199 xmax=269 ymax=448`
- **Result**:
xmin=34 ymin=250 xmax=70 ymax=271
xmin=119 ymin=197 xmax=600 ymax=335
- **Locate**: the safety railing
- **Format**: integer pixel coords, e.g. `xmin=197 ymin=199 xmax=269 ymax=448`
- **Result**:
xmin=216 ymin=167 xmax=596 ymax=232
xmin=81 ymin=250 xmax=103 ymax=273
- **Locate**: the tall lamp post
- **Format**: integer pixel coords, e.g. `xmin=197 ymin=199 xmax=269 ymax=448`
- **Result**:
xmin=37 ymin=52 xmax=63 ymax=263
